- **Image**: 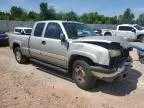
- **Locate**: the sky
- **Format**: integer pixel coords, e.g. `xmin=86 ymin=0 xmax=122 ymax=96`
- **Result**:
xmin=0 ymin=0 xmax=144 ymax=17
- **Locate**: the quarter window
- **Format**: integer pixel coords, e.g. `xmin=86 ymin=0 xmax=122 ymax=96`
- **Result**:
xmin=34 ymin=23 xmax=45 ymax=37
xmin=44 ymin=23 xmax=63 ymax=39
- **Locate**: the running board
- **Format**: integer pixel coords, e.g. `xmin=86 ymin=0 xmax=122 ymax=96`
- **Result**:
xmin=31 ymin=59 xmax=68 ymax=73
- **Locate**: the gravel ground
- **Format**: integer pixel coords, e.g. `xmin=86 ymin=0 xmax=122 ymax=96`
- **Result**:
xmin=0 ymin=43 xmax=144 ymax=108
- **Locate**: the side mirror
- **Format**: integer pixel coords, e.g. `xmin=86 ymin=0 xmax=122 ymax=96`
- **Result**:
xmin=60 ymin=33 xmax=65 ymax=41
xmin=131 ymin=29 xmax=136 ymax=33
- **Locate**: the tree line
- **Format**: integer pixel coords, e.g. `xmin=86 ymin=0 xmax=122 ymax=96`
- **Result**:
xmin=0 ymin=2 xmax=144 ymax=26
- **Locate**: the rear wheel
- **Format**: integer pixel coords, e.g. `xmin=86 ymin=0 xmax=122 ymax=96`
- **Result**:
xmin=14 ymin=47 xmax=29 ymax=64
xmin=73 ymin=60 xmax=96 ymax=90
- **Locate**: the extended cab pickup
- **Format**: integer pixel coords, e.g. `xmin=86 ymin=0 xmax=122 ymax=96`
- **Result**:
xmin=9 ymin=21 xmax=133 ymax=90
xmin=102 ymin=24 xmax=144 ymax=42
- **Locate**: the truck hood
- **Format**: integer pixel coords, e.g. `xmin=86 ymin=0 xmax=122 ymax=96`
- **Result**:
xmin=72 ymin=36 xmax=132 ymax=49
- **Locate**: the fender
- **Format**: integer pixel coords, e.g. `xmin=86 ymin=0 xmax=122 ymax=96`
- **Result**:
xmin=69 ymin=50 xmax=98 ymax=64
xmin=68 ymin=43 xmax=110 ymax=66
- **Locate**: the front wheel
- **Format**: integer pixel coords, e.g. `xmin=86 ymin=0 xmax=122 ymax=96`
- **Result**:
xmin=14 ymin=47 xmax=29 ymax=64
xmin=73 ymin=60 xmax=96 ymax=90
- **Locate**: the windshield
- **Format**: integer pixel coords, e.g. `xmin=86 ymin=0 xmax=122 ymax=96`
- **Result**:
xmin=63 ymin=22 xmax=96 ymax=39
xmin=134 ymin=25 xmax=143 ymax=30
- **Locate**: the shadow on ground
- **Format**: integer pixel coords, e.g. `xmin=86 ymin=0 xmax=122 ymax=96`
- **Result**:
xmin=91 ymin=68 xmax=141 ymax=96
xmin=0 ymin=44 xmax=9 ymax=47
xmin=31 ymin=60 xmax=142 ymax=96
xmin=31 ymin=60 xmax=73 ymax=82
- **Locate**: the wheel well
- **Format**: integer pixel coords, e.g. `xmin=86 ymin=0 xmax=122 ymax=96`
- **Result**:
xmin=137 ymin=34 xmax=144 ymax=39
xmin=68 ymin=55 xmax=95 ymax=73
xmin=104 ymin=32 xmax=112 ymax=36
xmin=13 ymin=43 xmax=20 ymax=52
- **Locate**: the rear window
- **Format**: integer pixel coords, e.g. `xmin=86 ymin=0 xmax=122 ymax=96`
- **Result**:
xmin=34 ymin=23 xmax=45 ymax=37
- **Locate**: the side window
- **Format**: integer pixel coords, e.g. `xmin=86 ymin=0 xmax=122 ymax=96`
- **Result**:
xmin=34 ymin=23 xmax=45 ymax=37
xmin=119 ymin=26 xmax=133 ymax=31
xmin=15 ymin=29 xmax=22 ymax=33
xmin=44 ymin=23 xmax=63 ymax=39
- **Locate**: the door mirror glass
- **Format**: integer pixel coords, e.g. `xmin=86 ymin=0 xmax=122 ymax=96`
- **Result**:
xmin=60 ymin=33 xmax=65 ymax=41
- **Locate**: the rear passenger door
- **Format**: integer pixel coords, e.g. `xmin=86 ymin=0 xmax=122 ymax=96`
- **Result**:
xmin=29 ymin=22 xmax=45 ymax=59
xmin=40 ymin=22 xmax=68 ymax=68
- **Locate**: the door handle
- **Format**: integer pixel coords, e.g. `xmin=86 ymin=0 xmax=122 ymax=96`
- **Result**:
xmin=42 ymin=40 xmax=46 ymax=45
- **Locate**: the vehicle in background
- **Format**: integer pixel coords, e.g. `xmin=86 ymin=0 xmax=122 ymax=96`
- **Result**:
xmin=14 ymin=27 xmax=32 ymax=35
xmin=101 ymin=24 xmax=144 ymax=42
xmin=8 ymin=20 xmax=132 ymax=90
xmin=132 ymin=45 xmax=144 ymax=64
xmin=0 ymin=32 xmax=9 ymax=46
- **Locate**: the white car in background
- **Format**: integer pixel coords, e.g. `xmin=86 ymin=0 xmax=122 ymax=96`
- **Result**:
xmin=101 ymin=24 xmax=144 ymax=42
xmin=14 ymin=27 xmax=32 ymax=35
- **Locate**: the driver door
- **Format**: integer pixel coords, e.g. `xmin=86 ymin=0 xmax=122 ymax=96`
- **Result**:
xmin=40 ymin=22 xmax=68 ymax=68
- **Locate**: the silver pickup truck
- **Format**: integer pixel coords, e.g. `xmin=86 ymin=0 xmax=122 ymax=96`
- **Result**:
xmin=9 ymin=20 xmax=133 ymax=90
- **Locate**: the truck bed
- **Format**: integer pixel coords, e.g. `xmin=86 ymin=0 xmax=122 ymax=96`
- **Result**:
xmin=8 ymin=33 xmax=30 ymax=56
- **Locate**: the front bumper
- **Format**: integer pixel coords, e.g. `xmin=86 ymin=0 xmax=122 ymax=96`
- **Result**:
xmin=90 ymin=57 xmax=132 ymax=82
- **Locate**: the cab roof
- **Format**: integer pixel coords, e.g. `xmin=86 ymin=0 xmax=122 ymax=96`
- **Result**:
xmin=118 ymin=24 xmax=137 ymax=27
xmin=36 ymin=20 xmax=84 ymax=24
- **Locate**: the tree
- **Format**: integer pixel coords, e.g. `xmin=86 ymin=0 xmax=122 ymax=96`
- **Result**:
xmin=136 ymin=13 xmax=144 ymax=26
xmin=64 ymin=11 xmax=78 ymax=21
xmin=0 ymin=5 xmax=137 ymax=24
xmin=40 ymin=2 xmax=56 ymax=20
xmin=56 ymin=12 xmax=65 ymax=20
xmin=10 ymin=6 xmax=25 ymax=20
xmin=118 ymin=8 xmax=135 ymax=24
xmin=28 ymin=11 xmax=40 ymax=21
xmin=40 ymin=2 xmax=49 ymax=20
xmin=80 ymin=12 xmax=100 ymax=23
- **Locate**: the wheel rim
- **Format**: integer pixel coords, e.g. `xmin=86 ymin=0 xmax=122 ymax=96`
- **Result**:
xmin=15 ymin=51 xmax=21 ymax=62
xmin=74 ymin=65 xmax=86 ymax=83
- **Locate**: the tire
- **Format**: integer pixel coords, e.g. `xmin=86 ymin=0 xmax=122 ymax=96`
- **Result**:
xmin=140 ymin=36 xmax=144 ymax=42
xmin=14 ymin=47 xmax=29 ymax=64
xmin=73 ymin=60 xmax=96 ymax=90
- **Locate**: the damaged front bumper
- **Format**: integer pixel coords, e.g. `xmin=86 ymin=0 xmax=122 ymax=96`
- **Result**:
xmin=90 ymin=56 xmax=133 ymax=82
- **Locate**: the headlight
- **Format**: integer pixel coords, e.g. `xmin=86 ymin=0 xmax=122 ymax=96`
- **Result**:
xmin=109 ymin=50 xmax=121 ymax=57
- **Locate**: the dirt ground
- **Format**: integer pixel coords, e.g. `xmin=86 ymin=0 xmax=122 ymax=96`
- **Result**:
xmin=0 ymin=43 xmax=144 ymax=108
